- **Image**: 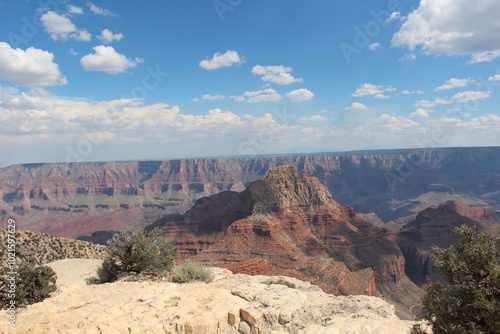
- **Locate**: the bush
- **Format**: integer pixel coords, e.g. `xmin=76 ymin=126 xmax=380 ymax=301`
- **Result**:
xmin=171 ymin=261 xmax=213 ymax=283
xmin=267 ymin=278 xmax=296 ymax=289
xmin=420 ymin=226 xmax=500 ymax=333
xmin=96 ymin=258 xmax=120 ymax=283
xmin=96 ymin=227 xmax=178 ymax=282
xmin=0 ymin=261 xmax=57 ymax=308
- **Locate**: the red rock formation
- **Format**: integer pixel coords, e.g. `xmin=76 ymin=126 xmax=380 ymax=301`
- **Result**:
xmin=153 ymin=165 xmax=412 ymax=300
xmin=2 ymin=147 xmax=500 ymax=238
xmin=398 ymin=200 xmax=500 ymax=286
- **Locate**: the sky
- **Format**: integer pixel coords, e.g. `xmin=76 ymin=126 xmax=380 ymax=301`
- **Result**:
xmin=0 ymin=0 xmax=500 ymax=167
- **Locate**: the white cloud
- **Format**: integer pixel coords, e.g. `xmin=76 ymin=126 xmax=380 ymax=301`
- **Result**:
xmin=488 ymin=74 xmax=500 ymax=81
xmin=401 ymin=90 xmax=424 ymax=95
xmin=434 ymin=97 xmax=452 ymax=105
xmin=285 ymin=88 xmax=314 ymax=102
xmin=369 ymin=43 xmax=381 ymax=51
xmin=435 ymin=78 xmax=471 ymax=91
xmin=134 ymin=57 xmax=144 ymax=64
xmin=69 ymin=48 xmax=78 ymax=56
xmin=80 ymin=46 xmax=136 ymax=74
xmin=244 ymin=88 xmax=282 ymax=103
xmin=369 ymin=114 xmax=424 ymax=132
xmin=0 ymin=42 xmax=67 ymax=86
xmin=75 ymin=29 xmax=92 ymax=41
xmin=199 ymin=50 xmax=243 ymax=70
xmin=392 ymin=0 xmax=500 ymax=63
xmin=67 ymin=5 xmax=84 ymax=14
xmin=88 ymin=2 xmax=118 ymax=17
xmin=229 ymin=95 xmax=245 ymax=102
xmin=374 ymin=94 xmax=390 ymax=99
xmin=97 ymin=29 xmax=124 ymax=43
xmin=344 ymin=102 xmax=367 ymax=111
xmin=40 ymin=11 xmax=91 ymax=42
xmin=200 ymin=94 xmax=225 ymax=101
xmin=353 ymin=83 xmax=384 ymax=97
xmin=297 ymin=115 xmax=328 ymax=123
xmin=251 ymin=65 xmax=303 ymax=85
xmin=40 ymin=11 xmax=76 ymax=40
xmin=388 ymin=12 xmax=402 ymax=21
xmin=399 ymin=53 xmax=416 ymax=61
xmin=409 ymin=108 xmax=430 ymax=119
xmin=451 ymin=90 xmax=491 ymax=103
xmin=413 ymin=100 xmax=436 ymax=108
xmin=427 ymin=114 xmax=500 ymax=131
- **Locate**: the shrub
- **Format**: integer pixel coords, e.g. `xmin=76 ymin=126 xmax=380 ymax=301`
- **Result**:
xmin=96 ymin=258 xmax=120 ymax=283
xmin=96 ymin=227 xmax=178 ymax=282
xmin=171 ymin=261 xmax=213 ymax=283
xmin=267 ymin=278 xmax=296 ymax=289
xmin=0 ymin=261 xmax=57 ymax=309
xmin=420 ymin=226 xmax=500 ymax=333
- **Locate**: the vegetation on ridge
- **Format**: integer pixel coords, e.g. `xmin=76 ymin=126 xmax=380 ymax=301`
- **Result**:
xmin=97 ymin=226 xmax=178 ymax=283
xmin=412 ymin=226 xmax=500 ymax=334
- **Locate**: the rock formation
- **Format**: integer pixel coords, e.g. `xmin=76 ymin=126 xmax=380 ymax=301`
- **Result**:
xmin=151 ymin=165 xmax=421 ymax=318
xmin=398 ymin=200 xmax=500 ymax=286
xmin=4 ymin=258 xmax=425 ymax=334
xmin=1 ymin=147 xmax=499 ymax=238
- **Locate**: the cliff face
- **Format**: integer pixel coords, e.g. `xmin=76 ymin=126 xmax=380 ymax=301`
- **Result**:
xmin=1 ymin=147 xmax=500 ymax=238
xmin=151 ymin=165 xmax=417 ymax=316
xmin=397 ymin=200 xmax=500 ymax=286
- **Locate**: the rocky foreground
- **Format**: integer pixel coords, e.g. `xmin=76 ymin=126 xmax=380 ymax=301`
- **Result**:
xmin=3 ymin=259 xmax=423 ymax=334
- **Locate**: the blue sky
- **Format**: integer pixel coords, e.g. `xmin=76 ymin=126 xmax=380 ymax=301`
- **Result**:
xmin=0 ymin=0 xmax=500 ymax=167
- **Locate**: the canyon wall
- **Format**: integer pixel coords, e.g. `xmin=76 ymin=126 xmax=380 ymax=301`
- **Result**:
xmin=1 ymin=147 xmax=499 ymax=237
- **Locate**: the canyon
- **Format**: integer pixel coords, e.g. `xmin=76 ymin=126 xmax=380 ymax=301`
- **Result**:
xmin=1 ymin=147 xmax=499 ymax=238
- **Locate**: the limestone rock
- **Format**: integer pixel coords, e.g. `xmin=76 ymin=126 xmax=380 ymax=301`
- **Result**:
xmin=3 ymin=259 xmax=425 ymax=334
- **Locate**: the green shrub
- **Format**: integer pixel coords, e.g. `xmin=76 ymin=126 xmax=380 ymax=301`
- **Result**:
xmin=267 ymin=278 xmax=296 ymax=289
xmin=171 ymin=261 xmax=213 ymax=283
xmin=420 ymin=226 xmax=500 ymax=334
xmin=96 ymin=258 xmax=120 ymax=283
xmin=0 ymin=261 xmax=57 ymax=309
xmin=96 ymin=227 xmax=178 ymax=281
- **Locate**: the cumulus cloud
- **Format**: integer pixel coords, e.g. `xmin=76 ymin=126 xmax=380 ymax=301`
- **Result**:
xmin=369 ymin=43 xmax=381 ymax=51
xmin=40 ymin=11 xmax=91 ymax=41
xmin=451 ymin=91 xmax=491 ymax=103
xmin=199 ymin=50 xmax=243 ymax=70
xmin=285 ymin=88 xmax=314 ymax=102
xmin=392 ymin=0 xmax=500 ymax=63
xmin=388 ymin=12 xmax=402 ymax=21
xmin=353 ymin=83 xmax=384 ymax=97
xmin=88 ymin=2 xmax=118 ymax=17
xmin=80 ymin=46 xmax=136 ymax=74
xmin=401 ymin=90 xmax=424 ymax=95
xmin=0 ymin=42 xmax=67 ymax=86
xmin=297 ymin=115 xmax=328 ymax=123
xmin=409 ymin=108 xmax=430 ymax=119
xmin=369 ymin=114 xmax=424 ymax=133
xmin=244 ymin=88 xmax=282 ymax=103
xmin=192 ymin=94 xmax=226 ymax=102
xmin=435 ymin=78 xmax=472 ymax=91
xmin=413 ymin=100 xmax=436 ymax=108
xmin=488 ymin=74 xmax=500 ymax=81
xmin=344 ymin=102 xmax=367 ymax=111
xmin=251 ymin=65 xmax=303 ymax=85
xmin=67 ymin=5 xmax=84 ymax=14
xmin=97 ymin=29 xmax=124 ymax=43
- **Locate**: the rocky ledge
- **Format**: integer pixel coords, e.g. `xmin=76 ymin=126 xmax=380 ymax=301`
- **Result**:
xmin=4 ymin=259 xmax=424 ymax=334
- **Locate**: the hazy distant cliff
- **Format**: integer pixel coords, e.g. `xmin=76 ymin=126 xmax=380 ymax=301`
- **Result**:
xmin=1 ymin=147 xmax=499 ymax=237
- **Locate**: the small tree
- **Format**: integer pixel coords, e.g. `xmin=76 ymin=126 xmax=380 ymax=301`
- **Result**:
xmin=421 ymin=226 xmax=500 ymax=333
xmin=1 ymin=261 xmax=57 ymax=308
xmin=98 ymin=227 xmax=178 ymax=282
